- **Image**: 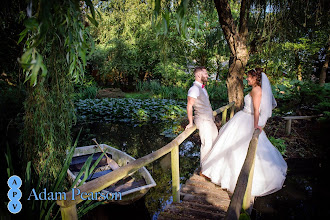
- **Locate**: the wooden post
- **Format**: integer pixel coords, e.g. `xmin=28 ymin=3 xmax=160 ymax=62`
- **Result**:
xmin=171 ymin=145 xmax=180 ymax=203
xmin=230 ymin=105 xmax=235 ymax=119
xmin=60 ymin=205 xmax=78 ymax=220
xmin=285 ymin=119 xmax=292 ymax=135
xmin=222 ymin=108 xmax=228 ymax=125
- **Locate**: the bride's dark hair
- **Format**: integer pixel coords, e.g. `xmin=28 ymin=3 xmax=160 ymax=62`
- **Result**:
xmin=247 ymin=68 xmax=263 ymax=86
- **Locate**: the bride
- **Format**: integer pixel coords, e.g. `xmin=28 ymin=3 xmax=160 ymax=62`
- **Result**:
xmin=202 ymin=68 xmax=287 ymax=197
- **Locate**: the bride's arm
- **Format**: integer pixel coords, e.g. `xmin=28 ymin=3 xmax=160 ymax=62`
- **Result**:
xmin=251 ymin=87 xmax=262 ymax=131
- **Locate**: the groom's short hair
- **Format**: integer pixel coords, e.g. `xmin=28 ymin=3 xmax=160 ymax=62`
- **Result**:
xmin=194 ymin=66 xmax=206 ymax=75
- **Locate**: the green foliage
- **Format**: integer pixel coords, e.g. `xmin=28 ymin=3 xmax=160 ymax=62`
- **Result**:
xmin=207 ymin=81 xmax=228 ymax=102
xmin=273 ymin=81 xmax=330 ymax=117
xmin=88 ymin=0 xmax=161 ymax=88
xmin=18 ymin=0 xmax=96 ymax=86
xmin=17 ymin=0 xmax=98 ymax=180
xmin=73 ymin=84 xmax=99 ymax=100
xmin=136 ymin=80 xmax=190 ymax=100
xmin=269 ymin=136 xmax=287 ymax=156
xmin=73 ymin=76 xmax=99 ymax=100
xmin=239 ymin=210 xmax=251 ymax=220
xmin=75 ymin=98 xmax=187 ymax=124
xmin=248 ymin=0 xmax=329 ymax=81
xmin=89 ymin=0 xmax=230 ymax=88
xmin=154 ymin=62 xmax=190 ymax=87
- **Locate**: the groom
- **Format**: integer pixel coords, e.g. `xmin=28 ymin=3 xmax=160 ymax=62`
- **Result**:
xmin=185 ymin=66 xmax=218 ymax=169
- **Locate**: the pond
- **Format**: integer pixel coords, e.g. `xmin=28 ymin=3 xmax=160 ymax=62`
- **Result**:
xmin=252 ymin=158 xmax=330 ymax=220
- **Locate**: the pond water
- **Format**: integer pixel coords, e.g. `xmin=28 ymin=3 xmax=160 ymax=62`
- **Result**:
xmin=253 ymin=158 xmax=330 ymax=220
xmin=73 ymin=120 xmax=330 ymax=220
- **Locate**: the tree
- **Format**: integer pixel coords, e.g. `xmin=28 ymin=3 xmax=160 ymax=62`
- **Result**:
xmin=248 ymin=0 xmax=330 ymax=83
xmin=320 ymin=35 xmax=329 ymax=86
xmin=153 ymin=0 xmax=250 ymax=109
xmin=213 ymin=0 xmax=250 ymax=110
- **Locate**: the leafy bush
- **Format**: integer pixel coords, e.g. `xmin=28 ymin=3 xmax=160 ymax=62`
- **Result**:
xmin=73 ymin=84 xmax=99 ymax=100
xmin=136 ymin=81 xmax=189 ymax=100
xmin=272 ymin=80 xmax=330 ymax=118
xmin=153 ymin=62 xmax=191 ymax=87
xmin=207 ymin=80 xmax=228 ymax=102
xmin=269 ymin=136 xmax=287 ymax=156
xmin=72 ymin=76 xmax=99 ymax=100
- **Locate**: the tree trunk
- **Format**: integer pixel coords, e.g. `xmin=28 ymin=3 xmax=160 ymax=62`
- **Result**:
xmin=320 ymin=36 xmax=330 ymax=86
xmin=214 ymin=0 xmax=250 ymax=111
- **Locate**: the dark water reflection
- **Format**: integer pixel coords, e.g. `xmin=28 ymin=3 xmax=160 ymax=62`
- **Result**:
xmin=73 ymin=121 xmax=330 ymax=220
xmin=253 ymin=158 xmax=330 ymax=220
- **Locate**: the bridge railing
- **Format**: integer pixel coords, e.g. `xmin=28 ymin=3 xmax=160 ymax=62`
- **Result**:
xmin=225 ymin=129 xmax=261 ymax=220
xmin=57 ymin=101 xmax=235 ymax=220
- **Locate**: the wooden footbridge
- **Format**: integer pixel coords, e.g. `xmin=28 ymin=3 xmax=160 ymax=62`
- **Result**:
xmin=57 ymin=101 xmax=261 ymax=220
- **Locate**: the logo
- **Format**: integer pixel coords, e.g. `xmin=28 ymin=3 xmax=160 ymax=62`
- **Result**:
xmin=7 ymin=175 xmax=22 ymax=214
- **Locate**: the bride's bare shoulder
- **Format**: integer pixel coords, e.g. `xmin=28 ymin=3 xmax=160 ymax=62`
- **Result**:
xmin=251 ymin=86 xmax=262 ymax=97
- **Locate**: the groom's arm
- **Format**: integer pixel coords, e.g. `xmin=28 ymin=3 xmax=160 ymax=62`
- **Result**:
xmin=185 ymin=96 xmax=196 ymax=130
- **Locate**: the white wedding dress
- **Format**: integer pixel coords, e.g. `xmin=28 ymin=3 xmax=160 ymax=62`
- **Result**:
xmin=202 ymin=93 xmax=287 ymax=197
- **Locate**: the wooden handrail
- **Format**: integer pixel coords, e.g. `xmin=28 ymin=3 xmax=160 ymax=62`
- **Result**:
xmin=57 ymin=101 xmax=235 ymax=219
xmin=224 ymin=129 xmax=261 ymax=220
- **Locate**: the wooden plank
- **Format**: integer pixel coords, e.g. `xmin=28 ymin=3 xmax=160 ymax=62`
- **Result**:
xmin=178 ymin=200 xmax=227 ymax=214
xmin=185 ymin=179 xmax=218 ymax=190
xmin=213 ymin=102 xmax=235 ymax=117
xmin=105 ymin=179 xmax=145 ymax=193
xmin=282 ymin=115 xmax=319 ymax=120
xmin=165 ymin=201 xmax=226 ymax=219
xmin=181 ymin=192 xmax=230 ymax=208
xmin=157 ymin=212 xmax=194 ymax=220
xmin=224 ymin=129 xmax=260 ymax=220
xmin=181 ymin=184 xmax=230 ymax=200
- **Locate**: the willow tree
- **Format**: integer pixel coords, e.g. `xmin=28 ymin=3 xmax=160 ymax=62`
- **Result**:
xmin=18 ymin=0 xmax=96 ymax=178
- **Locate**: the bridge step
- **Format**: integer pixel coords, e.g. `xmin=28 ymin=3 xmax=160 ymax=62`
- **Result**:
xmin=158 ymin=201 xmax=226 ymax=220
xmin=158 ymin=170 xmax=231 ymax=219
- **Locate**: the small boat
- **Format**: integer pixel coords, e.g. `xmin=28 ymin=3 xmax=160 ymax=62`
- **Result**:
xmin=67 ymin=144 xmax=156 ymax=205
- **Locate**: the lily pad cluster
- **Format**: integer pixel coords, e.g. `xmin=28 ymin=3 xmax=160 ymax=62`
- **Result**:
xmin=75 ymin=98 xmax=187 ymax=123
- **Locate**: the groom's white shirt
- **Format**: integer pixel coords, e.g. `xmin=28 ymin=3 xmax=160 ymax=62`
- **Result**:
xmin=188 ymin=81 xmax=208 ymax=98
xmin=187 ymin=80 xmax=217 ymax=166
